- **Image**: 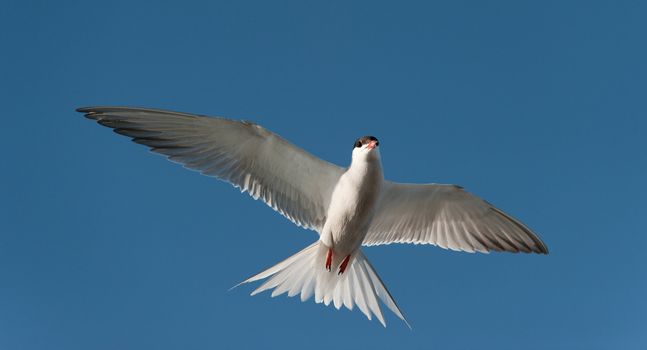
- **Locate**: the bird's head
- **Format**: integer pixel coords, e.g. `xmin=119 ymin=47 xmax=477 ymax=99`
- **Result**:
xmin=351 ymin=135 xmax=381 ymax=163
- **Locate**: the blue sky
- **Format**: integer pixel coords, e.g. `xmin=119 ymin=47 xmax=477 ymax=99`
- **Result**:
xmin=1 ymin=1 xmax=646 ymax=349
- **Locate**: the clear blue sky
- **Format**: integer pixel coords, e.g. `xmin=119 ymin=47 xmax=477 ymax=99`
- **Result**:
xmin=1 ymin=1 xmax=646 ymax=349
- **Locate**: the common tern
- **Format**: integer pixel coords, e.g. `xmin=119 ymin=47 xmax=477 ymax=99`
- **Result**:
xmin=78 ymin=106 xmax=548 ymax=328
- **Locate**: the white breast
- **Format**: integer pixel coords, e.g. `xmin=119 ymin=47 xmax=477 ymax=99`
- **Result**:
xmin=320 ymin=152 xmax=383 ymax=255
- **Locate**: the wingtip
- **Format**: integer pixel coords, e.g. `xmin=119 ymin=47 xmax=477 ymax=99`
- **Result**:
xmin=532 ymin=239 xmax=549 ymax=255
xmin=76 ymin=106 xmax=95 ymax=113
xmin=76 ymin=107 xmax=102 ymax=120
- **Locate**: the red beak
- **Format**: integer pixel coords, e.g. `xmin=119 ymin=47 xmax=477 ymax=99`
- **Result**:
xmin=366 ymin=140 xmax=377 ymax=150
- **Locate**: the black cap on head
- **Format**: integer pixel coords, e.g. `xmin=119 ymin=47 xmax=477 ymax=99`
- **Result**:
xmin=353 ymin=136 xmax=379 ymax=149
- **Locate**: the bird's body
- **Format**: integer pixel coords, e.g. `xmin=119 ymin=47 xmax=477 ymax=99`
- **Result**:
xmin=321 ymin=141 xmax=383 ymax=264
xmin=78 ymin=106 xmax=548 ymax=328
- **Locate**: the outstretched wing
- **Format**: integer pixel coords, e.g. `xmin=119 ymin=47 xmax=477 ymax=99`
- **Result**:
xmin=79 ymin=106 xmax=345 ymax=232
xmin=363 ymin=181 xmax=548 ymax=254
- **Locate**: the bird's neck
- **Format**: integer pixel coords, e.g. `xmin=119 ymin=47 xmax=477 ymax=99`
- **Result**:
xmin=348 ymin=157 xmax=383 ymax=184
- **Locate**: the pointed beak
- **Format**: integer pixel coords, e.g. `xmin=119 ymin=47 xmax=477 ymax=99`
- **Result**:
xmin=366 ymin=140 xmax=377 ymax=150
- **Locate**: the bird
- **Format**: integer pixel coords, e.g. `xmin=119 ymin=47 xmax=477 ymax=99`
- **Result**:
xmin=78 ymin=106 xmax=548 ymax=328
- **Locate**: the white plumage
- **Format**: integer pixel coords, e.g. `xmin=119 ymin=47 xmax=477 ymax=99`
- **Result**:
xmin=79 ymin=106 xmax=548 ymax=328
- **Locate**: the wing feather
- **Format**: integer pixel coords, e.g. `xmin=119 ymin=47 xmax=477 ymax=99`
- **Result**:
xmin=363 ymin=181 xmax=548 ymax=254
xmin=79 ymin=106 xmax=344 ymax=232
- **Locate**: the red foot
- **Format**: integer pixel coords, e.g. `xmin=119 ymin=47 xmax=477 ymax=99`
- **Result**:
xmin=325 ymin=248 xmax=333 ymax=271
xmin=338 ymin=255 xmax=351 ymax=275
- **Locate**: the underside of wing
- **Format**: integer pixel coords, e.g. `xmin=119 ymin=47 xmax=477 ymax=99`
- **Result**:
xmin=78 ymin=106 xmax=345 ymax=232
xmin=363 ymin=182 xmax=548 ymax=254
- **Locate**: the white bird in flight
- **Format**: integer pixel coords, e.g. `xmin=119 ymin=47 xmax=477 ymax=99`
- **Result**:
xmin=78 ymin=106 xmax=548 ymax=328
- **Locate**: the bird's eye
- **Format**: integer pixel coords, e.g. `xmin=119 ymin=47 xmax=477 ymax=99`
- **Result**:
xmin=354 ymin=140 xmax=362 ymax=148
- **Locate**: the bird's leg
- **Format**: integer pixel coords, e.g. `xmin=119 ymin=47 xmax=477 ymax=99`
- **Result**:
xmin=338 ymin=254 xmax=351 ymax=275
xmin=325 ymin=248 xmax=333 ymax=271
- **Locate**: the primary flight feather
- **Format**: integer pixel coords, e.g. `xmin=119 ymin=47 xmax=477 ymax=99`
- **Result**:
xmin=78 ymin=106 xmax=548 ymax=328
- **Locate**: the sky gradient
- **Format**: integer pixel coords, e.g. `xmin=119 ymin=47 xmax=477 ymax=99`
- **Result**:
xmin=1 ymin=1 xmax=646 ymax=349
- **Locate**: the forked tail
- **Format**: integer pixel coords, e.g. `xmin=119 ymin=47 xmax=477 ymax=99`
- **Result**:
xmin=233 ymin=242 xmax=410 ymax=328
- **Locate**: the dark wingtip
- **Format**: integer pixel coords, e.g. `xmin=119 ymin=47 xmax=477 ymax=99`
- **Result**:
xmin=76 ymin=107 xmax=103 ymax=120
xmin=489 ymin=206 xmax=549 ymax=256
xmin=531 ymin=233 xmax=549 ymax=255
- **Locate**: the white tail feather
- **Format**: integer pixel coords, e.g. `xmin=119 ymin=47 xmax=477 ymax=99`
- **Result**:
xmin=234 ymin=242 xmax=410 ymax=328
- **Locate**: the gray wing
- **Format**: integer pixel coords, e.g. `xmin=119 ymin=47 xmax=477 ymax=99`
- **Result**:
xmin=78 ymin=106 xmax=345 ymax=232
xmin=362 ymin=181 xmax=548 ymax=254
